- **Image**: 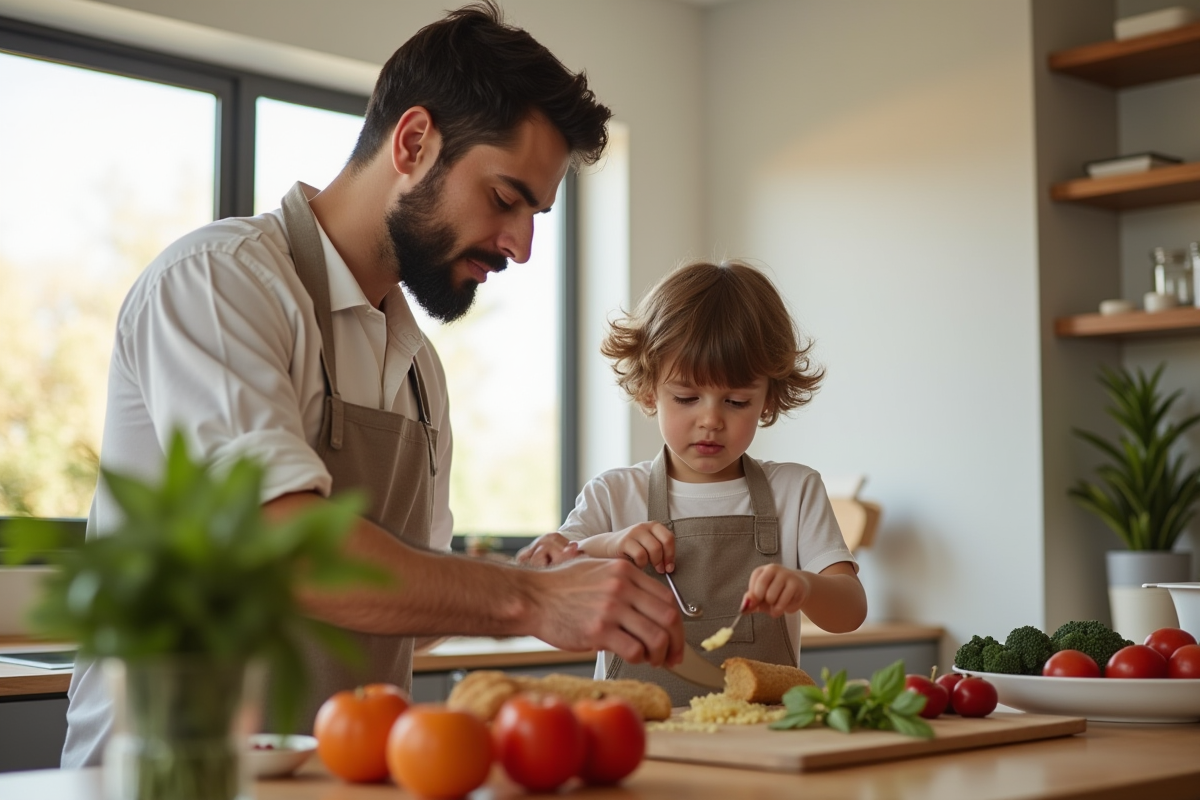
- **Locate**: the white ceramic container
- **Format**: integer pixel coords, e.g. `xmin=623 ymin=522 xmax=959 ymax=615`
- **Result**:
xmin=1143 ymin=583 xmax=1200 ymax=639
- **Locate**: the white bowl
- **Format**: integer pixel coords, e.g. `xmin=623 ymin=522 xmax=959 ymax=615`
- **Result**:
xmin=952 ymin=668 xmax=1200 ymax=723
xmin=245 ymin=734 xmax=317 ymax=778
xmin=1143 ymin=582 xmax=1200 ymax=639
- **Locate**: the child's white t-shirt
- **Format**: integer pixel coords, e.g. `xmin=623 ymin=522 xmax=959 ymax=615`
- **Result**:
xmin=559 ymin=458 xmax=858 ymax=675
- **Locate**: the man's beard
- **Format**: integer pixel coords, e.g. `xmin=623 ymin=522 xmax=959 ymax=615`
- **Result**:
xmin=385 ymin=164 xmax=508 ymax=323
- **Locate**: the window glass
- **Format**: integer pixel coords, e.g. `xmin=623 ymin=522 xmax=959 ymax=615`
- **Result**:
xmin=0 ymin=51 xmax=216 ymax=517
xmin=253 ymin=97 xmax=362 ymax=213
xmin=407 ymin=201 xmax=563 ymax=536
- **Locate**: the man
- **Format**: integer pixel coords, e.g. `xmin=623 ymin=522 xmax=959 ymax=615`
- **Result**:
xmin=62 ymin=1 xmax=683 ymax=767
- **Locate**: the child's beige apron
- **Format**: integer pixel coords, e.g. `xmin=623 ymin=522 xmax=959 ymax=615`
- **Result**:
xmin=278 ymin=182 xmax=438 ymax=730
xmin=607 ymin=446 xmax=797 ymax=707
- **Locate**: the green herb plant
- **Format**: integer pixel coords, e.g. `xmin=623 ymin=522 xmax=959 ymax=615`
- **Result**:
xmin=768 ymin=659 xmax=933 ymax=739
xmin=1069 ymin=363 xmax=1200 ymax=551
xmin=3 ymin=430 xmax=388 ymax=800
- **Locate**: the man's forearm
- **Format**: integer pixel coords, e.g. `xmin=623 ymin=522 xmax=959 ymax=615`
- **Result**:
xmin=266 ymin=492 xmax=533 ymax=637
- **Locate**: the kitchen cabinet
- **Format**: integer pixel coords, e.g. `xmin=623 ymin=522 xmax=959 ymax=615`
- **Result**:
xmin=1048 ymin=21 xmax=1200 ymax=340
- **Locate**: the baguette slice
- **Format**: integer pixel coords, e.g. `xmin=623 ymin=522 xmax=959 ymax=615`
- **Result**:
xmin=721 ymin=656 xmax=816 ymax=704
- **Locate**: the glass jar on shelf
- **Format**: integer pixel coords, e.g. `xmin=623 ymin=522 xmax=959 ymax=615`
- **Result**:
xmin=1191 ymin=242 xmax=1200 ymax=308
xmin=1150 ymin=246 xmax=1192 ymax=306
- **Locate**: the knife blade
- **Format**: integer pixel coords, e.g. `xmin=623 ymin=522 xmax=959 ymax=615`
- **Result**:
xmin=667 ymin=643 xmax=726 ymax=690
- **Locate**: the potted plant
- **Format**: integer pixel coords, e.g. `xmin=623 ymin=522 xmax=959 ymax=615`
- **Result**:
xmin=1069 ymin=363 xmax=1200 ymax=642
xmin=4 ymin=431 xmax=381 ymax=800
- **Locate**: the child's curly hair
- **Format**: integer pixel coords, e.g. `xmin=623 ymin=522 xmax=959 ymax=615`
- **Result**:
xmin=601 ymin=260 xmax=823 ymax=426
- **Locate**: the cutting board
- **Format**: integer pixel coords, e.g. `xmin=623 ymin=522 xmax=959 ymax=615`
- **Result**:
xmin=647 ymin=711 xmax=1086 ymax=772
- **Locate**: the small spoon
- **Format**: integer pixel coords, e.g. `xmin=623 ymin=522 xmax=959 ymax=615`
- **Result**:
xmin=663 ymin=571 xmax=703 ymax=617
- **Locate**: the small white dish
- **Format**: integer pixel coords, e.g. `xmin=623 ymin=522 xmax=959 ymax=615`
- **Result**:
xmin=1143 ymin=582 xmax=1200 ymax=639
xmin=245 ymin=733 xmax=317 ymax=778
xmin=1144 ymin=291 xmax=1178 ymax=313
xmin=1098 ymin=299 xmax=1134 ymax=316
xmin=952 ymin=668 xmax=1200 ymax=723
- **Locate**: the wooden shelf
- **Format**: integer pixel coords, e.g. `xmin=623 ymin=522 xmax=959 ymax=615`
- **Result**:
xmin=1055 ymin=306 xmax=1200 ymax=339
xmin=1049 ymin=21 xmax=1200 ymax=88
xmin=1050 ymin=161 xmax=1200 ymax=210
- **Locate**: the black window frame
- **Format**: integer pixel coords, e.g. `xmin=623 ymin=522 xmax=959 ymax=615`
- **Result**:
xmin=0 ymin=15 xmax=580 ymax=550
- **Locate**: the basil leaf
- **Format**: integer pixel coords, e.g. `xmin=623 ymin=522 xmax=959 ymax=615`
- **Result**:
xmin=889 ymin=689 xmax=927 ymax=717
xmin=769 ymin=711 xmax=816 ymax=730
xmin=870 ymin=659 xmax=906 ymax=703
xmin=827 ymin=706 xmax=854 ymax=734
xmin=887 ymin=710 xmax=935 ymax=739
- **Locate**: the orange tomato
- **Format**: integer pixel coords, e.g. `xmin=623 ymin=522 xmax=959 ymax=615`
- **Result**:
xmin=313 ymin=683 xmax=410 ymax=783
xmin=387 ymin=705 xmax=493 ymax=799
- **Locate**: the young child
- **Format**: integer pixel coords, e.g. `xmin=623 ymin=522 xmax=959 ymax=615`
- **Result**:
xmin=518 ymin=260 xmax=866 ymax=705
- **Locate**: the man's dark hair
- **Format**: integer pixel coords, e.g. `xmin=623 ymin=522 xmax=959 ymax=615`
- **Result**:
xmin=349 ymin=1 xmax=611 ymax=171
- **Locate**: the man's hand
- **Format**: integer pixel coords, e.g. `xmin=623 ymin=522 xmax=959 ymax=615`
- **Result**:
xmin=527 ymin=557 xmax=684 ymax=667
xmin=515 ymin=532 xmax=582 ymax=567
xmin=581 ymin=522 xmax=676 ymax=573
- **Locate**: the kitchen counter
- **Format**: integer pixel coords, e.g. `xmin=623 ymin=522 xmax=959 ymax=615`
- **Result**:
xmin=0 ymin=622 xmax=943 ymax=698
xmin=1 ymin=721 xmax=1198 ymax=799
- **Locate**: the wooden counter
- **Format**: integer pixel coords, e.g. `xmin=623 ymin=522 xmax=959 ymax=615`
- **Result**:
xmin=0 ymin=622 xmax=943 ymax=698
xmin=1 ymin=721 xmax=1197 ymax=800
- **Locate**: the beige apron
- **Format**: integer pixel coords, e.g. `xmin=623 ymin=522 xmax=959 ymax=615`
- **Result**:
xmin=279 ymin=182 xmax=438 ymax=730
xmin=608 ymin=446 xmax=797 ymax=707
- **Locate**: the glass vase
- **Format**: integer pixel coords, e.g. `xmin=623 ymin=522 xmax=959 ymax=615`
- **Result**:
xmin=102 ymin=657 xmax=263 ymax=800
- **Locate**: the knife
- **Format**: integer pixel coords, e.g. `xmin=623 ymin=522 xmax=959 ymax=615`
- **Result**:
xmin=667 ymin=643 xmax=726 ymax=690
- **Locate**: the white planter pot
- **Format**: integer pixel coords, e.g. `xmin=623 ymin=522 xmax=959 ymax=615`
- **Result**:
xmin=1106 ymin=551 xmax=1192 ymax=644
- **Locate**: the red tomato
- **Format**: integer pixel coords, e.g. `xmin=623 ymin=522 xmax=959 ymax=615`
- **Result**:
xmin=313 ymin=683 xmax=410 ymax=783
xmin=493 ymin=693 xmax=585 ymax=792
xmin=573 ymin=697 xmax=646 ymax=785
xmin=1042 ymin=649 xmax=1101 ymax=678
xmin=386 ymin=705 xmax=493 ymax=800
xmin=952 ymin=676 xmax=997 ymax=718
xmin=1168 ymin=643 xmax=1200 ymax=679
xmin=903 ymin=674 xmax=949 ymax=719
xmin=1144 ymin=627 xmax=1197 ymax=661
xmin=935 ymin=673 xmax=964 ymax=713
xmin=1106 ymin=644 xmax=1169 ymax=679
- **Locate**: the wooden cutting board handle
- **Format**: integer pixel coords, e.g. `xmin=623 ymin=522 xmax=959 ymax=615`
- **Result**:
xmin=830 ymin=498 xmax=881 ymax=551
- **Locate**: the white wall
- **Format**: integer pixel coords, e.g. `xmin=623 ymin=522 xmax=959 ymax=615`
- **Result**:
xmin=701 ymin=0 xmax=1043 ymax=666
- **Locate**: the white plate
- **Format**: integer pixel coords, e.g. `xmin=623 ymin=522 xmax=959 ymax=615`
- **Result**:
xmin=245 ymin=734 xmax=318 ymax=778
xmin=953 ymin=667 xmax=1200 ymax=723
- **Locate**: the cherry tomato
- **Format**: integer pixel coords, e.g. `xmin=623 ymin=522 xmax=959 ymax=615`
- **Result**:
xmin=1106 ymin=644 xmax=1169 ymax=679
xmin=493 ymin=693 xmax=585 ymax=792
xmin=903 ymin=674 xmax=949 ymax=719
xmin=952 ymin=676 xmax=997 ymax=717
xmin=935 ymin=673 xmax=964 ymax=713
xmin=387 ymin=705 xmax=493 ymax=800
xmin=313 ymin=683 xmax=410 ymax=783
xmin=1042 ymin=649 xmax=1101 ymax=678
xmin=1144 ymin=627 xmax=1197 ymax=661
xmin=1168 ymin=643 xmax=1200 ymax=679
xmin=573 ymin=697 xmax=646 ymax=785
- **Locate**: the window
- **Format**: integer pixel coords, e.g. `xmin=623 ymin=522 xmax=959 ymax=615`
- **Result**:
xmin=0 ymin=18 xmax=575 ymax=537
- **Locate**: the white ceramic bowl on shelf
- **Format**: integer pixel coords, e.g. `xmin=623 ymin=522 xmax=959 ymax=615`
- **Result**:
xmin=245 ymin=734 xmax=318 ymax=779
xmin=1143 ymin=583 xmax=1200 ymax=639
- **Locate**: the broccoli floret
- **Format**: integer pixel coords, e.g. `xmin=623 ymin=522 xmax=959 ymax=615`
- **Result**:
xmin=1004 ymin=625 xmax=1055 ymax=675
xmin=1051 ymin=620 xmax=1133 ymax=676
xmin=954 ymin=635 xmax=1002 ymax=672
xmin=981 ymin=643 xmax=1024 ymax=674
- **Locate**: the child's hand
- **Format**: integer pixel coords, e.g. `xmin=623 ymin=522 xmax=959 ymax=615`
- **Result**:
xmin=741 ymin=564 xmax=811 ymax=617
xmin=515 ymin=533 xmax=582 ymax=567
xmin=604 ymin=522 xmax=675 ymax=573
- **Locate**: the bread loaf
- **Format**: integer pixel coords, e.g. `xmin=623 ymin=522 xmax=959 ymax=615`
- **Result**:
xmin=721 ymin=656 xmax=815 ymax=704
xmin=446 ymin=670 xmax=672 ymax=721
